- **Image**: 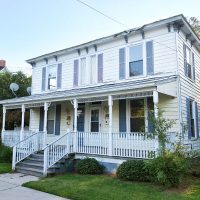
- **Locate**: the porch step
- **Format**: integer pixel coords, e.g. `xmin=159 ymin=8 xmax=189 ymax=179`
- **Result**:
xmin=15 ymin=151 xmax=69 ymax=177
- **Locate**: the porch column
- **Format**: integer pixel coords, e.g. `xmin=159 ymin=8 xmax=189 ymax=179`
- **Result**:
xmin=153 ymin=90 xmax=159 ymax=154
xmin=20 ymin=104 xmax=25 ymax=141
xmin=73 ymin=99 xmax=78 ymax=152
xmin=108 ymin=95 xmax=113 ymax=156
xmin=153 ymin=90 xmax=159 ymax=119
xmin=1 ymin=106 xmax=6 ymax=142
xmin=43 ymin=102 xmax=48 ymax=148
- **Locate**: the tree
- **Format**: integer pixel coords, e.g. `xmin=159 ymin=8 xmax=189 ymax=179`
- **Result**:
xmin=149 ymin=109 xmax=175 ymax=156
xmin=0 ymin=71 xmax=31 ymax=130
xmin=188 ymin=17 xmax=200 ymax=38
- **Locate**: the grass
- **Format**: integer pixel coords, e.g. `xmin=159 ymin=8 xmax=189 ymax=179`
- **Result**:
xmin=23 ymin=173 xmax=200 ymax=200
xmin=0 ymin=163 xmax=12 ymax=174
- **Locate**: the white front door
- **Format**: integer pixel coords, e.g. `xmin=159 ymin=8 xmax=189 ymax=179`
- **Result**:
xmin=90 ymin=107 xmax=101 ymax=132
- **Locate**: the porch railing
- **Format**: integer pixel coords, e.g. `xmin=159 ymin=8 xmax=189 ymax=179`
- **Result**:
xmin=12 ymin=131 xmax=44 ymax=170
xmin=112 ymin=132 xmax=158 ymax=158
xmin=77 ymin=132 xmax=109 ymax=155
xmin=76 ymin=132 xmax=159 ymax=159
xmin=43 ymin=132 xmax=73 ymax=176
xmin=2 ymin=130 xmax=34 ymax=147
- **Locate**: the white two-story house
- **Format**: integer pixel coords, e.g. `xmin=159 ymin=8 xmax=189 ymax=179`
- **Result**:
xmin=1 ymin=14 xmax=200 ymax=176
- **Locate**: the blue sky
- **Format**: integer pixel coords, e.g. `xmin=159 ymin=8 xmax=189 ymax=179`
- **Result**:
xmin=1 ymin=0 xmax=200 ymax=74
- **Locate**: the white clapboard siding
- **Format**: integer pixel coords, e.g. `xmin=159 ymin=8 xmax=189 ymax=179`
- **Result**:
xmin=29 ymin=108 xmax=40 ymax=131
xmin=177 ymin=30 xmax=200 ymax=146
xmin=31 ymin=26 xmax=178 ymax=95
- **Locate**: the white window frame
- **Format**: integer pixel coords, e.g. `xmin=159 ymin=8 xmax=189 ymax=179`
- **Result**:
xmin=89 ymin=54 xmax=98 ymax=85
xmin=190 ymin=99 xmax=197 ymax=138
xmin=47 ymin=106 xmax=56 ymax=135
xmin=46 ymin=64 xmax=58 ymax=91
xmin=185 ymin=45 xmax=195 ymax=81
xmin=89 ymin=106 xmax=102 ymax=133
xmin=126 ymin=41 xmax=147 ymax=79
xmin=127 ymin=98 xmax=148 ymax=133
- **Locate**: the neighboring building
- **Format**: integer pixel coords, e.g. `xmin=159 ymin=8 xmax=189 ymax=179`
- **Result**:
xmin=0 ymin=60 xmax=8 ymax=72
xmin=1 ymin=14 xmax=200 ymax=176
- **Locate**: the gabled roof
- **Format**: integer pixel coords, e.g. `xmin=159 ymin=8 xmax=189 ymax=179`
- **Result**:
xmin=26 ymin=14 xmax=200 ymax=64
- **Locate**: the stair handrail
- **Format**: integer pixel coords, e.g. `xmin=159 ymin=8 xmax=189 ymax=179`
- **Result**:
xmin=43 ymin=131 xmax=72 ymax=176
xmin=12 ymin=131 xmax=44 ymax=170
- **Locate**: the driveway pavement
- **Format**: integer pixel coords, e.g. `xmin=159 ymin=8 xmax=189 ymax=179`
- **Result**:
xmin=0 ymin=173 xmax=68 ymax=200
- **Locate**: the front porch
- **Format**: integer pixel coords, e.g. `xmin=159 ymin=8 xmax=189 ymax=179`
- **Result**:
xmin=0 ymin=83 xmax=178 ymax=176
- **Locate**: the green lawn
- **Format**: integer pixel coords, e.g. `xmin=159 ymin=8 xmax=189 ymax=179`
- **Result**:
xmin=23 ymin=173 xmax=200 ymax=200
xmin=0 ymin=163 xmax=12 ymax=174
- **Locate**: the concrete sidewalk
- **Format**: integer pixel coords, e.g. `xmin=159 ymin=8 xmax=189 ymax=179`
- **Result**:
xmin=0 ymin=173 xmax=68 ymax=200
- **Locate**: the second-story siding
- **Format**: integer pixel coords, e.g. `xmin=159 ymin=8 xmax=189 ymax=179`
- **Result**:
xmin=31 ymin=25 xmax=178 ymax=95
xmin=177 ymin=30 xmax=200 ymax=142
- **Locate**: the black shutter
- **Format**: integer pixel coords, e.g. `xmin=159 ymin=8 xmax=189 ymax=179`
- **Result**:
xmin=119 ymin=99 xmax=126 ymax=132
xmin=186 ymin=98 xmax=191 ymax=139
xmin=147 ymin=97 xmax=154 ymax=133
xmin=183 ymin=44 xmax=187 ymax=76
xmin=192 ymin=52 xmax=195 ymax=81
xmin=55 ymin=104 xmax=61 ymax=135
xmin=41 ymin=67 xmax=46 ymax=91
xmin=119 ymin=48 xmax=126 ymax=79
xmin=39 ymin=107 xmax=44 ymax=131
xmin=146 ymin=41 xmax=154 ymax=75
xmin=195 ymin=102 xmax=199 ymax=138
xmin=73 ymin=60 xmax=79 ymax=87
xmin=98 ymin=54 xmax=103 ymax=83
xmin=57 ymin=63 xmax=62 ymax=89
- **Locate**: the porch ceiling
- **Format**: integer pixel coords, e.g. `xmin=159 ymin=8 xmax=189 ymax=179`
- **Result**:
xmin=0 ymin=74 xmax=177 ymax=109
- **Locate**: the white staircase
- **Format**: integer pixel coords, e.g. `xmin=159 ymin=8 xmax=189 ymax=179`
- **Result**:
xmin=13 ymin=132 xmax=73 ymax=177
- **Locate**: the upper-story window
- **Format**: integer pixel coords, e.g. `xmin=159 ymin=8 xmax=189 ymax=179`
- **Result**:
xmin=41 ymin=63 xmax=62 ymax=92
xmin=129 ymin=44 xmax=143 ymax=77
xmin=89 ymin=55 xmax=97 ymax=84
xmin=47 ymin=65 xmax=57 ymax=90
xmin=73 ymin=53 xmax=103 ymax=87
xmin=183 ymin=43 xmax=195 ymax=80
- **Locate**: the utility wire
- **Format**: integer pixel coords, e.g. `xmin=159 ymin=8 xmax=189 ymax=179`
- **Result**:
xmin=75 ymin=0 xmax=177 ymax=53
xmin=75 ymin=0 xmax=129 ymax=29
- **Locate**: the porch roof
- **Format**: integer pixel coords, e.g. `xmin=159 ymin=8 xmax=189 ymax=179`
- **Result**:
xmin=0 ymin=74 xmax=177 ymax=108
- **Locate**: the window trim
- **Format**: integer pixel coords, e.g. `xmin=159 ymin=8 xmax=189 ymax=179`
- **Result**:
xmin=47 ymin=106 xmax=56 ymax=135
xmin=128 ymin=43 xmax=145 ymax=78
xmin=46 ymin=64 xmax=58 ymax=91
xmin=184 ymin=44 xmax=195 ymax=81
xmin=189 ymin=99 xmax=197 ymax=139
xmin=74 ymin=51 xmax=103 ymax=87
xmin=44 ymin=63 xmax=62 ymax=91
xmin=128 ymin=98 xmax=148 ymax=133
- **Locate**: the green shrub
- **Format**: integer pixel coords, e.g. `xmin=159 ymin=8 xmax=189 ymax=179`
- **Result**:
xmin=188 ymin=156 xmax=200 ymax=177
xmin=116 ymin=160 xmax=149 ymax=182
xmin=146 ymin=152 xmax=188 ymax=187
xmin=76 ymin=158 xmax=104 ymax=175
xmin=0 ymin=144 xmax=12 ymax=163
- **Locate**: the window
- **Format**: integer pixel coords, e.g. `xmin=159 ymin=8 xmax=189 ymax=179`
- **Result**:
xmin=80 ymin=58 xmax=86 ymax=85
xmin=47 ymin=65 xmax=57 ymax=90
xmin=184 ymin=44 xmax=195 ymax=80
xmin=186 ymin=47 xmax=192 ymax=79
xmin=47 ymin=106 xmax=55 ymax=134
xmin=90 ymin=55 xmax=97 ymax=84
xmin=129 ymin=44 xmax=143 ymax=76
xmin=189 ymin=100 xmax=195 ymax=138
xmin=130 ymin=99 xmax=145 ymax=132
